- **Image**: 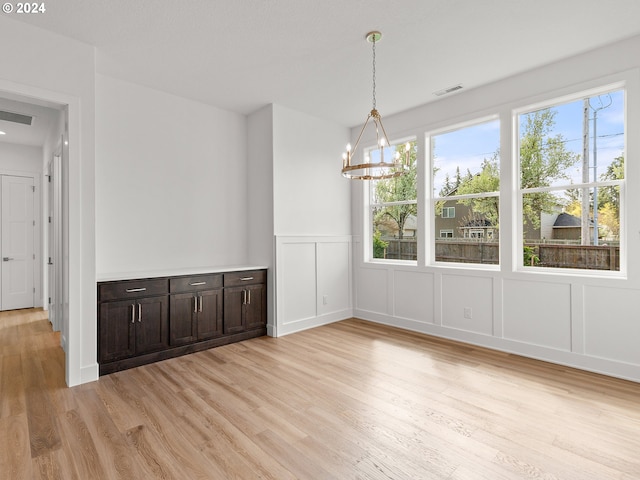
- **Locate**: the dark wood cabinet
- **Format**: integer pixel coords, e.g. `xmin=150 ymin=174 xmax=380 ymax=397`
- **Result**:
xmin=98 ymin=268 xmax=266 ymax=375
xmin=98 ymin=280 xmax=169 ymax=363
xmin=223 ymin=270 xmax=267 ymax=334
xmin=169 ymin=274 xmax=223 ymax=346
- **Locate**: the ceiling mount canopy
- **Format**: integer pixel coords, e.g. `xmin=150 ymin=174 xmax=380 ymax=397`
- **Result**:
xmin=341 ymin=31 xmax=410 ymax=180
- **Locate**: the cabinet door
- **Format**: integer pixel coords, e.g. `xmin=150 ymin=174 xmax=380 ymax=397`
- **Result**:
xmin=223 ymin=286 xmax=245 ymax=334
xmin=99 ymin=300 xmax=135 ymax=362
xmin=244 ymin=284 xmax=266 ymax=330
xmin=170 ymin=293 xmax=197 ymax=346
xmin=197 ymin=289 xmax=223 ymax=340
xmin=136 ymin=296 xmax=169 ymax=355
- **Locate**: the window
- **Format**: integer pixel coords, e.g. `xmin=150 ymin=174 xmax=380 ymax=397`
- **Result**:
xmin=440 ymin=229 xmax=454 ymax=238
xmin=432 ymin=119 xmax=500 ymax=265
xmin=517 ymin=88 xmax=624 ymax=271
xmin=441 ymin=207 xmax=455 ymax=218
xmin=369 ymin=139 xmax=417 ymax=261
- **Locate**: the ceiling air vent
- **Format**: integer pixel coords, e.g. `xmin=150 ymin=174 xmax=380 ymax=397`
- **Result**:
xmin=433 ymin=84 xmax=463 ymax=97
xmin=0 ymin=110 xmax=33 ymax=125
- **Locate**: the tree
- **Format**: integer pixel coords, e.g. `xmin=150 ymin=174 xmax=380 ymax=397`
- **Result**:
xmin=520 ymin=108 xmax=579 ymax=230
xmin=373 ymin=142 xmax=417 ymax=239
xmin=456 ymin=153 xmax=500 ymax=228
xmin=597 ymin=154 xmax=624 ymax=238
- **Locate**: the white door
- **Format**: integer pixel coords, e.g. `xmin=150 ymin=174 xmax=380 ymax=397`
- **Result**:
xmin=1 ymin=175 xmax=35 ymax=310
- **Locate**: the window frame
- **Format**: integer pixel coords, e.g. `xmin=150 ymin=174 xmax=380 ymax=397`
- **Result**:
xmin=365 ymin=136 xmax=418 ymax=264
xmin=513 ymin=82 xmax=626 ymax=277
xmin=441 ymin=206 xmax=455 ymax=219
xmin=429 ymin=116 xmax=501 ymax=268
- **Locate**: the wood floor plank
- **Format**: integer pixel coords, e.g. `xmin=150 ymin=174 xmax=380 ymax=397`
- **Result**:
xmin=22 ymin=353 xmax=62 ymax=457
xmin=73 ymin=386 xmax=146 ymax=480
xmin=57 ymin=408 xmax=108 ymax=479
xmin=0 ymin=414 xmax=33 ymax=479
xmin=1 ymin=353 xmax=26 ymax=418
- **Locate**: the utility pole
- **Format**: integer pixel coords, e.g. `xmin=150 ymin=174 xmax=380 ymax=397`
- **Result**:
xmin=581 ymin=99 xmax=590 ymax=245
xmin=589 ymin=94 xmax=612 ymax=246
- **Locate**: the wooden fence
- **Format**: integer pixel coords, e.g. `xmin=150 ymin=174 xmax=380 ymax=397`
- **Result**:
xmin=382 ymin=239 xmax=620 ymax=270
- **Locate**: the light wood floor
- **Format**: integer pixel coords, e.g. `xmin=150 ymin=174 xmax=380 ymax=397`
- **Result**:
xmin=1 ymin=309 xmax=640 ymax=479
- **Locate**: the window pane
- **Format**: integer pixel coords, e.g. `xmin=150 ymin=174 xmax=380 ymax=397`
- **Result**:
xmin=435 ymin=202 xmax=499 ymax=265
xmin=522 ymin=187 xmax=620 ymax=270
xmin=519 ymin=88 xmax=624 ymax=272
xmin=519 ymin=90 xmax=624 ymax=189
xmin=432 ymin=120 xmax=500 ymax=265
xmin=370 ymin=140 xmax=417 ymax=261
xmin=433 ymin=120 xmax=500 ymax=197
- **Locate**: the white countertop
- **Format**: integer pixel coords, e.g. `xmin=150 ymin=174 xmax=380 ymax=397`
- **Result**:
xmin=96 ymin=265 xmax=268 ymax=283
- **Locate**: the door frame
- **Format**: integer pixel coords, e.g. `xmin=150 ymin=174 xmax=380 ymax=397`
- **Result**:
xmin=0 ymin=78 xmax=95 ymax=387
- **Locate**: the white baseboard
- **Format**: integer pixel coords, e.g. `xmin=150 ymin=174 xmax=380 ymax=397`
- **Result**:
xmin=276 ymin=309 xmax=353 ymax=337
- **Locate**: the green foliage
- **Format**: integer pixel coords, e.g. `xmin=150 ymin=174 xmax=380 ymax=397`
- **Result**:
xmin=456 ymin=153 xmax=500 ymax=227
xmin=519 ymin=108 xmax=579 ymax=229
xmin=373 ymin=230 xmax=388 ymax=258
xmin=373 ymin=142 xmax=417 ymax=239
xmin=523 ymin=245 xmax=540 ymax=266
xmin=598 ymin=155 xmax=623 ymax=212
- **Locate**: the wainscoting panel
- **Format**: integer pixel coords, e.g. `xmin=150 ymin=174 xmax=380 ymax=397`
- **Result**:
xmin=442 ymin=274 xmax=494 ymax=335
xmin=584 ymin=285 xmax=640 ymax=365
xmin=393 ymin=270 xmax=435 ymax=324
xmin=503 ymin=279 xmax=571 ymax=351
xmin=276 ymin=236 xmax=352 ymax=336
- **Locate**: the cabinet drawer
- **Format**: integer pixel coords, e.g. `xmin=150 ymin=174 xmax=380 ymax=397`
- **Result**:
xmin=99 ymin=278 xmax=168 ymax=301
xmin=170 ymin=274 xmax=222 ymax=293
xmin=224 ymin=270 xmax=266 ymax=287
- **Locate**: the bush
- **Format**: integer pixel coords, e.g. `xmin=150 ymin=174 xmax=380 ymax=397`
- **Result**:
xmin=373 ymin=231 xmax=388 ymax=258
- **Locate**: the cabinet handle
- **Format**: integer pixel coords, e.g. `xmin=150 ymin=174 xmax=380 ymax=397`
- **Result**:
xmin=247 ymin=289 xmax=251 ymax=305
xmin=189 ymin=282 xmax=206 ymax=286
xmin=240 ymin=277 xmax=254 ymax=281
xmin=194 ymin=296 xmax=198 ymax=313
xmin=242 ymin=290 xmax=246 ymax=305
xmin=131 ymin=304 xmax=136 ymax=324
xmin=126 ymin=287 xmax=147 ymax=293
xmin=198 ymin=295 xmax=203 ymax=312
xmin=138 ymin=303 xmax=142 ymax=322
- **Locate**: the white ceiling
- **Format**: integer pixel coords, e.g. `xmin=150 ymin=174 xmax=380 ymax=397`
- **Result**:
xmin=8 ymin=0 xmax=640 ymax=129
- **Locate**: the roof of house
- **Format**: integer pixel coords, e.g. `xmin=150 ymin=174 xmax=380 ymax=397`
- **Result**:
xmin=553 ymin=212 xmax=590 ymax=227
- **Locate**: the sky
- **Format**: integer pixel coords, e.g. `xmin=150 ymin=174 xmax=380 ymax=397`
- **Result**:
xmin=431 ymin=88 xmax=625 ymax=195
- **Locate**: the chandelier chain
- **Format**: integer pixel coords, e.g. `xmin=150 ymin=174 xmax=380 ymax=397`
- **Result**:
xmin=371 ymin=35 xmax=376 ymax=110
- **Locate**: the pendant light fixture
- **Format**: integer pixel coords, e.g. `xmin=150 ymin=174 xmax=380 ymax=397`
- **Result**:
xmin=341 ymin=31 xmax=410 ymax=180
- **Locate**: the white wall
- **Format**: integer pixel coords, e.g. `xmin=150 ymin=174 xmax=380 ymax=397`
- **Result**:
xmin=272 ymin=104 xmax=351 ymax=236
xmin=251 ymin=105 xmax=352 ymax=336
xmin=352 ymin=35 xmax=640 ymax=382
xmin=95 ymin=75 xmax=249 ymax=275
xmin=0 ymin=143 xmax=42 ymax=173
xmin=0 ymin=16 xmax=96 ymax=386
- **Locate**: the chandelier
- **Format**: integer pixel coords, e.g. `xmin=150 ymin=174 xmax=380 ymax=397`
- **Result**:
xmin=341 ymin=31 xmax=410 ymax=180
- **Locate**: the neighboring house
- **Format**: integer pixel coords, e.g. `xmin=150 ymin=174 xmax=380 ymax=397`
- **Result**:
xmin=435 ymin=199 xmax=497 ymax=240
xmin=527 ymin=211 xmax=595 ymax=242
xmin=552 ymin=212 xmax=593 ymax=240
